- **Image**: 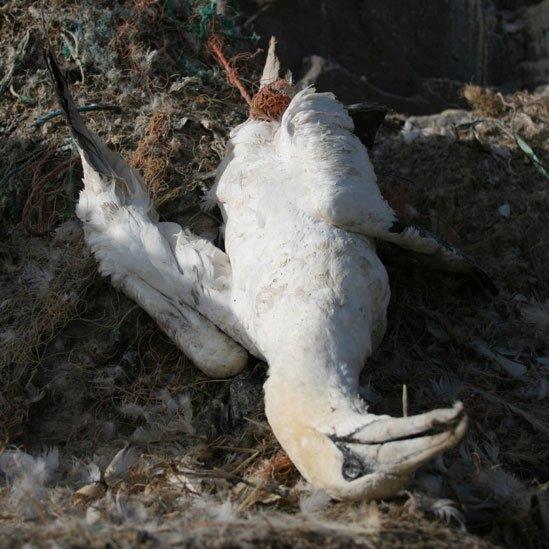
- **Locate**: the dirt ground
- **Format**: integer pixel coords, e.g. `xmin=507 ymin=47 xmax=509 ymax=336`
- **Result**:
xmin=1 ymin=2 xmax=548 ymax=547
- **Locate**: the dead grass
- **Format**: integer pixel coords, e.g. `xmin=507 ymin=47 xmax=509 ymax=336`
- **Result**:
xmin=461 ymin=85 xmax=505 ymax=118
xmin=461 ymin=84 xmax=549 ymax=123
xmin=22 ymin=152 xmax=79 ymax=236
xmin=130 ymin=108 xmax=174 ymax=202
xmin=0 ymin=1 xmax=547 ymax=547
xmin=259 ymin=449 xmax=299 ymax=484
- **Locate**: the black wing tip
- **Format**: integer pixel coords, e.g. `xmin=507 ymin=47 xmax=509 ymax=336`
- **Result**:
xmin=44 ymin=46 xmax=75 ymax=122
xmin=44 ymin=47 xmax=133 ymax=184
xmin=388 ymin=221 xmax=498 ymax=295
xmin=347 ymin=102 xmax=389 ymax=113
xmin=44 ymin=47 xmax=64 ymax=93
xmin=347 ymin=103 xmax=388 ymax=149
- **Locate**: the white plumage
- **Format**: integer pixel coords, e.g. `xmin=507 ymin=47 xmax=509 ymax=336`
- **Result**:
xmin=46 ymin=44 xmax=480 ymax=500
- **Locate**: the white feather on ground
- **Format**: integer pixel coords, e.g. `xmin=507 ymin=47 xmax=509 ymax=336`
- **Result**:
xmin=104 ymin=447 xmax=140 ymax=486
xmin=192 ymin=496 xmax=237 ymax=522
xmin=299 ymin=489 xmax=331 ymax=514
xmin=0 ymin=448 xmax=59 ymax=520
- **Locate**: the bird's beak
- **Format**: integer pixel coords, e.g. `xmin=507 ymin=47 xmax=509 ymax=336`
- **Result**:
xmin=260 ymin=36 xmax=281 ymax=88
xmin=332 ymin=402 xmax=467 ymax=476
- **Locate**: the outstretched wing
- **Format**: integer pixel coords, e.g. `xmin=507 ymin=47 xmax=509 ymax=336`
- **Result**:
xmin=381 ymin=223 xmax=496 ymax=292
xmin=45 ymin=49 xmax=254 ymax=376
xmin=278 ymin=88 xmax=494 ymax=291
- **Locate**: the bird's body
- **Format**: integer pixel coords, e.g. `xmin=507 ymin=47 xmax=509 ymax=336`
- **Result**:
xmin=214 ymin=91 xmax=391 ymax=413
xmin=46 ymin=43 xmax=486 ymax=500
xmin=215 ymin=103 xmax=389 ymax=368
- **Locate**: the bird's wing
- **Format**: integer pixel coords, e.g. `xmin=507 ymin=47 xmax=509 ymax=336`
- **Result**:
xmin=379 ymin=223 xmax=496 ymax=292
xmin=278 ymin=88 xmax=494 ymax=291
xmin=277 ymin=88 xmax=397 ymax=234
xmin=45 ymin=49 xmax=251 ymax=376
xmin=346 ymin=103 xmax=387 ymax=150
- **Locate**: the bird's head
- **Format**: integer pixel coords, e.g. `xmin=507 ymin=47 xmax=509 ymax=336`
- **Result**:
xmin=266 ymin=389 xmax=467 ymax=501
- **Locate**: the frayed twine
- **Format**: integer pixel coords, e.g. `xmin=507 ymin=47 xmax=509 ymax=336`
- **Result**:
xmin=208 ymin=34 xmax=252 ymax=106
xmin=22 ymin=151 xmax=78 ymax=236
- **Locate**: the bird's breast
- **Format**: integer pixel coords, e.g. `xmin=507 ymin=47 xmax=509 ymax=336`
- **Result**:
xmin=215 ymin=118 xmax=390 ymax=366
xmin=223 ymin=205 xmax=390 ymax=365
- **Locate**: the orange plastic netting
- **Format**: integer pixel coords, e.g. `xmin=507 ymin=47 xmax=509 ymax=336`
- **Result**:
xmin=208 ymin=35 xmax=290 ymax=122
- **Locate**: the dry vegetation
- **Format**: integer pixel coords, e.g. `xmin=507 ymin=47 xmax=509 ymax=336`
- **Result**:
xmin=0 ymin=1 xmax=548 ymax=547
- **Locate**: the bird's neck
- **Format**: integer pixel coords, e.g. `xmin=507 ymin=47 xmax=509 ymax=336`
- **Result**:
xmin=263 ymin=361 xmax=368 ymax=486
xmin=263 ymin=357 xmax=366 ymax=437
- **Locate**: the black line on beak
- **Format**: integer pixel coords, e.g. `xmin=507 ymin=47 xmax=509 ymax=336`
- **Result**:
xmin=329 ymin=410 xmax=465 ymax=446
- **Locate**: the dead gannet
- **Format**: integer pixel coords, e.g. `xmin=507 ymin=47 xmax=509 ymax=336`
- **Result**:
xmin=46 ymin=40 xmax=492 ymax=500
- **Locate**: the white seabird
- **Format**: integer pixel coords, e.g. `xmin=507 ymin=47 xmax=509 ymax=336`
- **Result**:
xmin=45 ymin=42 xmax=491 ymax=500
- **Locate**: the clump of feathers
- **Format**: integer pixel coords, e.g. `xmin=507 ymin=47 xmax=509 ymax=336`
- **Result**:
xmin=119 ymin=389 xmax=194 ymax=443
xmin=0 ymin=448 xmax=59 ymax=520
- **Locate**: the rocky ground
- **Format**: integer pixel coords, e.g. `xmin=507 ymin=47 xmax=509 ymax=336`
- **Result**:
xmin=241 ymin=0 xmax=549 ymax=113
xmin=0 ymin=2 xmax=548 ymax=547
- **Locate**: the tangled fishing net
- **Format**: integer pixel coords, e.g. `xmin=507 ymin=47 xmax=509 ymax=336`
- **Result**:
xmin=208 ymin=35 xmax=291 ymax=122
